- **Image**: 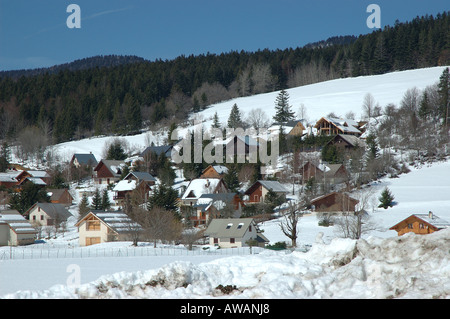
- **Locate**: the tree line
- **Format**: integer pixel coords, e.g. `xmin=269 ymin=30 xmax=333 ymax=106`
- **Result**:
xmin=0 ymin=12 xmax=448 ymax=144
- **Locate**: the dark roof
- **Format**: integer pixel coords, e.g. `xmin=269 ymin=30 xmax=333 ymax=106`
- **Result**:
xmin=140 ymin=145 xmax=173 ymax=158
xmin=72 ymin=153 xmax=98 ymax=166
xmin=27 ymin=203 xmax=73 ymax=221
xmin=125 ymin=171 xmax=157 ymax=182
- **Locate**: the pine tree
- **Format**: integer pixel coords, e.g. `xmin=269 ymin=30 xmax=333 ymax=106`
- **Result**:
xmin=101 ymin=189 xmax=111 ymax=211
xmin=227 ymin=103 xmax=243 ymax=128
xmin=147 ymin=183 xmax=179 ymax=215
xmin=273 ymin=89 xmax=295 ymax=122
xmin=212 ymin=111 xmax=221 ymax=129
xmin=223 ymin=165 xmax=240 ymax=192
xmin=91 ymin=188 xmax=103 ymax=210
xmin=0 ymin=141 xmax=10 ymax=172
xmin=437 ymin=67 xmax=449 ymax=126
xmin=378 ymin=187 xmax=394 ymax=209
xmin=78 ymin=192 xmax=90 ymax=221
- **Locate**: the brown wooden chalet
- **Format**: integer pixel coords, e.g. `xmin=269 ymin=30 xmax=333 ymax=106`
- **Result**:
xmin=200 ymin=165 xmax=229 ymax=179
xmin=112 ymin=171 xmax=156 ymax=204
xmin=389 ymin=212 xmax=450 ymax=236
xmin=47 ymin=188 xmax=74 ymax=206
xmin=310 ymin=192 xmax=359 ymax=213
xmin=244 ymin=180 xmax=288 ymax=204
xmin=326 ymin=134 xmax=366 ymax=151
xmin=93 ymin=160 xmax=125 ymax=185
xmin=314 ymin=117 xmax=363 ymax=136
xmin=299 ymin=161 xmax=349 ymax=185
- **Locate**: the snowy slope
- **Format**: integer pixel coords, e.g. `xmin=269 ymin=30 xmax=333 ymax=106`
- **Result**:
xmin=194 ymin=66 xmax=448 ymax=128
xmin=47 ymin=66 xmax=448 ymax=162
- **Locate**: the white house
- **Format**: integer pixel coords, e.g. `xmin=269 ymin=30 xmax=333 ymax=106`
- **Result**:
xmin=0 ymin=210 xmax=37 ymax=246
xmin=204 ymin=218 xmax=269 ymax=248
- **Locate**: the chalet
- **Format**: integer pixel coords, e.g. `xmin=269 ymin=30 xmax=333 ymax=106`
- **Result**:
xmin=181 ymin=178 xmax=228 ymax=206
xmin=310 ymin=192 xmax=359 ymax=213
xmin=75 ymin=210 xmax=142 ymax=246
xmin=326 ymin=134 xmax=366 ymax=151
xmin=204 ymin=218 xmax=269 ymax=248
xmin=0 ymin=210 xmax=37 ymax=246
xmin=25 ymin=203 xmax=73 ymax=227
xmin=244 ymin=180 xmax=288 ymax=204
xmin=27 ymin=170 xmax=52 ymax=185
xmin=314 ymin=117 xmax=363 ymax=136
xmin=389 ymin=212 xmax=450 ymax=236
xmin=0 ymin=171 xmax=24 ymax=189
xmin=47 ymin=188 xmax=74 ymax=206
xmin=299 ymin=161 xmax=349 ymax=185
xmin=70 ymin=153 xmax=98 ymax=168
xmin=113 ymin=171 xmax=156 ymax=204
xmin=200 ymin=165 xmax=229 ymax=179
xmin=93 ymin=160 xmax=125 ymax=185
xmin=269 ymin=119 xmax=307 ymax=136
xmin=191 ymin=193 xmax=245 ymax=226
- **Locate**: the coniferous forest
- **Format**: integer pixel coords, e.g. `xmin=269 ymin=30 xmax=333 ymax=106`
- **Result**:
xmin=0 ymin=12 xmax=448 ymax=143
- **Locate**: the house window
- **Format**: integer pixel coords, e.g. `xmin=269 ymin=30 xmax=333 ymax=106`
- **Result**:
xmin=230 ymin=238 xmax=235 ymax=244
xmin=40 ymin=215 xmax=44 ymax=221
xmin=213 ymin=238 xmax=218 ymax=244
xmin=254 ymin=195 xmax=259 ymax=202
xmin=87 ymin=220 xmax=100 ymax=231
xmin=249 ymin=225 xmax=252 ymax=232
xmin=226 ymin=223 xmax=232 ymax=229
xmin=33 ymin=215 xmax=36 ymax=221
xmin=419 ymin=223 xmax=425 ymax=229
xmin=237 ymin=223 xmax=244 ymax=229
xmin=407 ymin=223 xmax=413 ymax=229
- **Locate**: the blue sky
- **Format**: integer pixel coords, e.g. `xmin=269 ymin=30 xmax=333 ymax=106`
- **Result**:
xmin=0 ymin=0 xmax=448 ymax=71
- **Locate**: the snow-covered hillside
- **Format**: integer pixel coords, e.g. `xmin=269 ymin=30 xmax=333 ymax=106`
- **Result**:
xmin=49 ymin=66 xmax=448 ymax=162
xmin=195 ymin=66 xmax=448 ymax=129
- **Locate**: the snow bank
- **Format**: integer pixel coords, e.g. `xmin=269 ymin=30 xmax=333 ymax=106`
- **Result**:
xmin=4 ymin=228 xmax=449 ymax=299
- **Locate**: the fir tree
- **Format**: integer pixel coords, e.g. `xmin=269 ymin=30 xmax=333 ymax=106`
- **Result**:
xmin=223 ymin=165 xmax=240 ymax=192
xmin=273 ymin=89 xmax=295 ymax=123
xmin=438 ymin=67 xmax=449 ymax=126
xmin=147 ymin=183 xmax=179 ymax=216
xmin=101 ymin=189 xmax=111 ymax=211
xmin=212 ymin=111 xmax=221 ymax=129
xmin=78 ymin=192 xmax=90 ymax=221
xmin=227 ymin=104 xmax=243 ymax=129
xmin=378 ymin=187 xmax=394 ymax=209
xmin=0 ymin=141 xmax=10 ymax=172
xmin=91 ymin=188 xmax=103 ymax=210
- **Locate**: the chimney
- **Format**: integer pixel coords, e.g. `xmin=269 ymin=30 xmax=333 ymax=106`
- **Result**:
xmin=428 ymin=211 xmax=433 ymax=219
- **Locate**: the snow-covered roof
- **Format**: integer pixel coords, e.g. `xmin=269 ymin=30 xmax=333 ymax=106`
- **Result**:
xmin=257 ymin=180 xmax=289 ymax=193
xmin=0 ymin=210 xmax=37 ymax=234
xmin=182 ymin=178 xmax=222 ymax=199
xmin=113 ymin=179 xmax=137 ymax=192
xmin=89 ymin=211 xmax=142 ymax=234
xmin=413 ymin=213 xmax=450 ymax=229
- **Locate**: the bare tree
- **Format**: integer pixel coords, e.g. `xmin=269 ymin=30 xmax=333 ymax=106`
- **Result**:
xmin=246 ymin=108 xmax=269 ymax=130
xmin=279 ymin=201 xmax=304 ymax=247
xmin=362 ymin=93 xmax=376 ymax=122
xmin=333 ymin=188 xmax=379 ymax=239
xmin=252 ymin=63 xmax=277 ymax=94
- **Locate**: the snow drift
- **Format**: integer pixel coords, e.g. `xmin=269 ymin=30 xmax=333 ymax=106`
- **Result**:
xmin=4 ymin=228 xmax=449 ymax=299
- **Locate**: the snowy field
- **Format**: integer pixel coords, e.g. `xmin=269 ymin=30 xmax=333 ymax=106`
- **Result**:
xmin=1 ymin=158 xmax=449 ymax=299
